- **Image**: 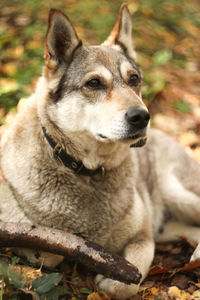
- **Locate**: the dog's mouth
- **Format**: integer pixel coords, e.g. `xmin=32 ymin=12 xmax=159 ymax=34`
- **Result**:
xmin=125 ymin=133 xmax=143 ymax=141
xmin=130 ymin=137 xmax=147 ymax=147
xmin=125 ymin=133 xmax=147 ymax=147
xmin=97 ymin=132 xmax=147 ymax=147
xmin=98 ymin=134 xmax=108 ymax=139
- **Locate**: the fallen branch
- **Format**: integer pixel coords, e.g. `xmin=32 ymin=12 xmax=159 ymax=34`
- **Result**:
xmin=0 ymin=222 xmax=141 ymax=284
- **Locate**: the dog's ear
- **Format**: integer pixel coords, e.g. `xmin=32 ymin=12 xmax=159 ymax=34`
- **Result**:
xmin=45 ymin=9 xmax=82 ymax=69
xmin=102 ymin=3 xmax=136 ymax=61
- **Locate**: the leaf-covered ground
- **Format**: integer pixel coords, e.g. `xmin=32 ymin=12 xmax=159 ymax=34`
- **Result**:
xmin=0 ymin=0 xmax=200 ymax=299
xmin=0 ymin=239 xmax=200 ymax=299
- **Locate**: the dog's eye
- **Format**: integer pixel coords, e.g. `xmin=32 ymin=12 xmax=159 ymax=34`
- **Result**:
xmin=86 ymin=78 xmax=103 ymax=90
xmin=128 ymin=74 xmax=141 ymax=87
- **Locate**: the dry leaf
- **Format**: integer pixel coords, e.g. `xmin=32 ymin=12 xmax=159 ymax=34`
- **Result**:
xmin=148 ymin=265 xmax=169 ymax=276
xmin=180 ymin=236 xmax=198 ymax=249
xmin=87 ymin=291 xmax=110 ymax=300
xmin=191 ymin=289 xmax=200 ymax=299
xmin=176 ymin=260 xmax=200 ymax=274
xmin=149 ymin=287 xmax=159 ymax=297
xmin=168 ymin=286 xmax=191 ymax=300
xmin=171 ymin=274 xmax=189 ymax=290
xmin=0 ymin=78 xmax=18 ymax=93
xmin=2 ymin=63 xmax=17 ymax=76
xmin=9 ymin=265 xmax=42 ymax=287
xmin=26 ymin=40 xmax=42 ymax=50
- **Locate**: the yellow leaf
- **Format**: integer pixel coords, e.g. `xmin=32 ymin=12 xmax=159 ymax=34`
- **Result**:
xmin=8 ymin=264 xmax=42 ymax=287
xmin=2 ymin=62 xmax=17 ymax=76
xmin=14 ymin=46 xmax=24 ymax=58
xmin=168 ymin=286 xmax=190 ymax=300
xmin=150 ymin=287 xmax=159 ymax=297
xmin=180 ymin=20 xmax=200 ymax=36
xmin=191 ymin=290 xmax=200 ymax=299
xmin=4 ymin=46 xmax=24 ymax=59
xmin=87 ymin=291 xmax=110 ymax=300
xmin=26 ymin=40 xmax=42 ymax=50
xmin=0 ymin=78 xmax=18 ymax=96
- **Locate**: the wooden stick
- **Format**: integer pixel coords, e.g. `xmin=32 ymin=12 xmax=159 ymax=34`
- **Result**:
xmin=0 ymin=222 xmax=141 ymax=284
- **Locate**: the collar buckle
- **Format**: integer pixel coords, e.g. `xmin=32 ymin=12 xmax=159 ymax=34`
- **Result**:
xmin=101 ymin=166 xmax=105 ymax=177
xmin=92 ymin=166 xmax=106 ymax=182
xmin=53 ymin=144 xmax=64 ymax=167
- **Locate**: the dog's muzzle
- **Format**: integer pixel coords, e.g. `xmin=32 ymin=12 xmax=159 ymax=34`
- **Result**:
xmin=125 ymin=107 xmax=150 ymax=130
xmin=97 ymin=107 xmax=150 ymax=144
xmin=124 ymin=107 xmax=150 ymax=147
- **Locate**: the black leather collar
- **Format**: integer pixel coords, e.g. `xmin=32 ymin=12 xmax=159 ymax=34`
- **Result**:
xmin=42 ymin=127 xmax=105 ymax=177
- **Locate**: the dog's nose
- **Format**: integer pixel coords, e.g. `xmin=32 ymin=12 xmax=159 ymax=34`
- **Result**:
xmin=125 ymin=107 xmax=150 ymax=129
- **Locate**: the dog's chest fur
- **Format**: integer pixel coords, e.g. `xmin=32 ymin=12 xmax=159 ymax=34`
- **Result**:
xmin=2 ymin=108 xmax=143 ymax=251
xmin=9 ymin=160 xmax=138 ymax=249
xmin=23 ymin=161 xmax=134 ymax=236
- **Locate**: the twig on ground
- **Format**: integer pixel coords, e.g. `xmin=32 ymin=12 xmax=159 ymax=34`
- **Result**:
xmin=0 ymin=222 xmax=141 ymax=284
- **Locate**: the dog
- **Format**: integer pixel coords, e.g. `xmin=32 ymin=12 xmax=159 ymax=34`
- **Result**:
xmin=0 ymin=4 xmax=200 ymax=299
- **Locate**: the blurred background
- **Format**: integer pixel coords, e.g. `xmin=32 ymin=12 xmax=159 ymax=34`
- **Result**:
xmin=0 ymin=0 xmax=200 ymax=159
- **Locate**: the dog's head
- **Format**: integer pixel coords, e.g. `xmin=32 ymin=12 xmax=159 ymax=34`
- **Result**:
xmin=42 ymin=4 xmax=150 ymax=147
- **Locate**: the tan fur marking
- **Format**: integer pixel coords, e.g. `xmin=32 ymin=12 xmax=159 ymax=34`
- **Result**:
xmin=102 ymin=4 xmax=126 ymax=46
xmin=107 ymin=86 xmax=145 ymax=108
xmin=120 ymin=61 xmax=140 ymax=84
xmin=102 ymin=4 xmax=136 ymax=61
xmin=82 ymin=67 xmax=112 ymax=87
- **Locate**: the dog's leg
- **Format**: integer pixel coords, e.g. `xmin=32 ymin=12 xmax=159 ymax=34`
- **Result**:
xmin=161 ymin=171 xmax=200 ymax=226
xmin=151 ymin=130 xmax=200 ymax=226
xmin=165 ymin=166 xmax=200 ymax=262
xmin=95 ymin=237 xmax=154 ymax=300
xmin=156 ymin=221 xmax=200 ymax=262
xmin=156 ymin=138 xmax=200 ymax=263
xmin=0 ymin=183 xmax=31 ymax=223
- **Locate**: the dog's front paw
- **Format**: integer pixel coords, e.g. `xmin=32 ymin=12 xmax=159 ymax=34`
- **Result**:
xmin=95 ymin=274 xmax=139 ymax=300
xmin=190 ymin=243 xmax=200 ymax=262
